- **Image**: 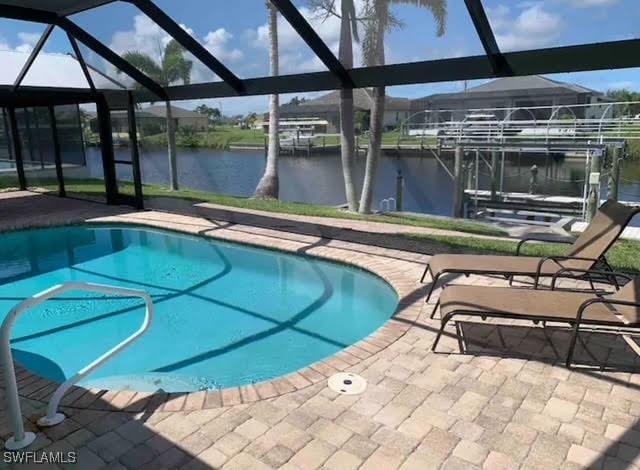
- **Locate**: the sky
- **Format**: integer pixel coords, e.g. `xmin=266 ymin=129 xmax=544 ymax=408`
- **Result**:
xmin=1 ymin=0 xmax=639 ymax=115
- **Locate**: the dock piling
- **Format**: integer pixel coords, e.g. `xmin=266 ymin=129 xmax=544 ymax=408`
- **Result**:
xmin=453 ymin=146 xmax=464 ymax=218
xmin=587 ymin=151 xmax=601 ymax=222
xmin=607 ymin=145 xmax=621 ymax=201
xmin=490 ymin=150 xmax=499 ymax=201
xmin=529 ymin=165 xmax=538 ymax=194
xmin=396 ymin=170 xmax=404 ymax=212
xmin=466 ymin=161 xmax=474 ymax=190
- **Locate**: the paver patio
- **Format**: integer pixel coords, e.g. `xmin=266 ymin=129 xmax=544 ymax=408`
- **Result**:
xmin=1 ymin=191 xmax=640 ymax=469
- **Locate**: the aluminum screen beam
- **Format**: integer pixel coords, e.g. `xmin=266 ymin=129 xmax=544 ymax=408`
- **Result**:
xmin=127 ymin=0 xmax=245 ymax=94
xmin=151 ymin=55 xmax=493 ymax=101
xmin=464 ymin=0 xmax=511 ymax=76
xmin=0 ymin=0 xmax=115 ymax=16
xmin=0 ymin=5 xmax=58 ymax=23
xmin=0 ymin=4 xmax=165 ymax=98
xmin=67 ymin=33 xmax=97 ymax=92
xmin=3 ymin=38 xmax=640 ymax=105
xmin=13 ymin=24 xmax=54 ymax=90
xmin=1 ymin=0 xmax=640 ymax=102
xmin=160 ymin=71 xmax=341 ymax=101
xmin=59 ymin=18 xmax=167 ymax=99
xmin=270 ymin=0 xmax=354 ymax=88
xmin=152 ymin=39 xmax=640 ymax=101
xmin=0 ymin=86 xmax=107 ymax=106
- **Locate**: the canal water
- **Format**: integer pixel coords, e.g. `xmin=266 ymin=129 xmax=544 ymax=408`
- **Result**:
xmin=86 ymin=147 xmax=640 ymax=217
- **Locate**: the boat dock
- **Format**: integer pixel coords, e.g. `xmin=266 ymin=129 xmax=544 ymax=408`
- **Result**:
xmin=465 ymin=189 xmax=638 ymax=225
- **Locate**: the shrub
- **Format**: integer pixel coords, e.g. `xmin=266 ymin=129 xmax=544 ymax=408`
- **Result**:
xmin=177 ymin=127 xmax=200 ymax=148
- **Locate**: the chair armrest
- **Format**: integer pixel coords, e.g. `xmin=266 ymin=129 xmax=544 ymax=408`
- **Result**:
xmin=516 ymin=235 xmax=576 ymax=256
xmin=551 ymin=269 xmax=634 ymax=291
xmin=577 ymin=297 xmax=640 ymax=323
xmin=534 ymin=255 xmax=600 ymax=288
xmin=566 ymin=296 xmax=640 ymax=367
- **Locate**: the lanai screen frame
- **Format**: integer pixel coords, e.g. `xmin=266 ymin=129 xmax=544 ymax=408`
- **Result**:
xmin=1 ymin=0 xmax=639 ymax=208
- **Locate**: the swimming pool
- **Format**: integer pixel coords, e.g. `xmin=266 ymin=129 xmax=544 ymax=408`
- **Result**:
xmin=1 ymin=225 xmax=398 ymax=392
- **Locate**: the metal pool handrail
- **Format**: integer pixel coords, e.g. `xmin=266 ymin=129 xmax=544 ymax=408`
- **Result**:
xmin=1 ymin=282 xmax=153 ymax=450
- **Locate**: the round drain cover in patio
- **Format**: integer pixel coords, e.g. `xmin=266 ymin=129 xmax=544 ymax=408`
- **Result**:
xmin=328 ymin=373 xmax=367 ymax=395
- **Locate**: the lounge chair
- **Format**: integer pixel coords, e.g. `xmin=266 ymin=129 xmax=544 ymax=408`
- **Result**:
xmin=421 ymin=201 xmax=640 ymax=305
xmin=431 ymin=274 xmax=640 ymax=367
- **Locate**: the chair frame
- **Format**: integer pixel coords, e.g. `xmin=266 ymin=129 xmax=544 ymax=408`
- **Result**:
xmin=421 ymin=202 xmax=640 ymax=303
xmin=430 ymin=271 xmax=639 ymax=368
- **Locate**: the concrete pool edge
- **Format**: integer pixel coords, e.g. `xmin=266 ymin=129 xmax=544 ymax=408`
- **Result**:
xmin=5 ymin=204 xmax=424 ymax=413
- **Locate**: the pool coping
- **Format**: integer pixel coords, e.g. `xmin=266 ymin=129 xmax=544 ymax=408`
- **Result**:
xmin=7 ymin=206 xmax=423 ymax=414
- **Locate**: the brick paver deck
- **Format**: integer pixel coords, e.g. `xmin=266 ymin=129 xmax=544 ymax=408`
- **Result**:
xmin=1 ymin=191 xmax=639 ymax=470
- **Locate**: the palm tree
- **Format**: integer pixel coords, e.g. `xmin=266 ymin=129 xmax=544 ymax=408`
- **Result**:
xmin=246 ymin=112 xmax=259 ymax=133
xmin=338 ymin=0 xmax=360 ymax=211
xmin=195 ymin=104 xmax=219 ymax=145
xmin=310 ymin=0 xmax=360 ymax=211
xmin=254 ymin=1 xmax=280 ymax=199
xmin=122 ymin=40 xmax=193 ymax=190
xmin=358 ymin=0 xmax=446 ymax=213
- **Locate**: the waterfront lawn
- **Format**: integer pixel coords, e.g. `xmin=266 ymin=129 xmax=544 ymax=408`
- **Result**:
xmin=20 ymin=177 xmax=506 ymax=236
xmin=404 ymin=233 xmax=640 ymax=272
xmin=142 ymin=126 xmax=265 ymax=148
xmin=139 ymin=126 xmax=435 ymax=149
xmin=5 ymin=176 xmax=638 ymax=272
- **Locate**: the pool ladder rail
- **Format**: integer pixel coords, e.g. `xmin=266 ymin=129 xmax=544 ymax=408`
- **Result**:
xmin=1 ymin=282 xmax=154 ymax=450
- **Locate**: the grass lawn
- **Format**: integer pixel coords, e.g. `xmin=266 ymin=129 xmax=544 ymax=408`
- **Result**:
xmin=138 ymin=126 xmax=436 ymax=150
xmin=11 ymin=177 xmax=505 ymax=236
xmin=142 ymin=126 xmax=265 ymax=148
xmin=3 ymin=176 xmax=638 ymax=271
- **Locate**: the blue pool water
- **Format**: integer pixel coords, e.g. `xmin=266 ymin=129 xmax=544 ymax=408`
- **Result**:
xmin=0 ymin=225 xmax=398 ymax=392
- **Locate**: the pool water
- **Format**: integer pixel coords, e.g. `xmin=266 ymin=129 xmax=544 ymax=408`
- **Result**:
xmin=1 ymin=225 xmax=398 ymax=392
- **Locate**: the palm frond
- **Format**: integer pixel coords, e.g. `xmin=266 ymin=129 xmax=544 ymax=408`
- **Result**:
xmin=120 ymin=50 xmax=164 ymax=84
xmin=360 ymin=0 xmax=388 ymax=67
xmin=307 ymin=0 xmax=339 ymax=21
xmin=361 ymin=18 xmax=382 ymax=65
xmin=389 ymin=0 xmax=447 ymax=36
xmin=162 ymin=39 xmax=194 ymax=85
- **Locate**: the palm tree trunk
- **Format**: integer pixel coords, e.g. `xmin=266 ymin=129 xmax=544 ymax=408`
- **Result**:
xmin=359 ymin=2 xmax=386 ymax=214
xmin=165 ymin=100 xmax=179 ymax=190
xmin=339 ymin=1 xmax=358 ymax=212
xmin=358 ymin=87 xmax=385 ymax=213
xmin=254 ymin=1 xmax=279 ymax=199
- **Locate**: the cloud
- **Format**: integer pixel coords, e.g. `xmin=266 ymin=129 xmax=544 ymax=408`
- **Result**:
xmin=560 ymin=0 xmax=618 ymax=6
xmin=15 ymin=44 xmax=34 ymax=53
xmin=110 ymin=14 xmax=173 ymax=60
xmin=247 ymin=0 xmax=365 ymax=74
xmin=486 ymin=5 xmax=511 ymax=31
xmin=109 ymin=14 xmax=246 ymax=84
xmin=249 ymin=6 xmax=340 ymax=51
xmin=203 ymin=29 xmax=243 ymax=62
xmin=17 ymin=32 xmax=41 ymax=47
xmin=487 ymin=4 xmax=563 ymax=51
xmin=0 ymin=31 xmax=44 ymax=54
